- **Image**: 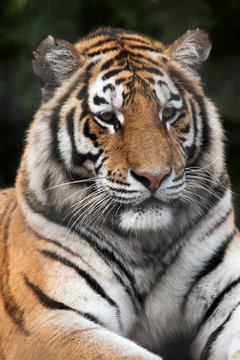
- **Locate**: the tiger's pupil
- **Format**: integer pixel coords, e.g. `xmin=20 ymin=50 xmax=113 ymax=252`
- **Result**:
xmin=162 ymin=107 xmax=176 ymax=120
xmin=100 ymin=112 xmax=115 ymax=122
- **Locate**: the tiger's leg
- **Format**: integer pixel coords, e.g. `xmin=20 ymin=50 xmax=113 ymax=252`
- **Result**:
xmin=2 ymin=310 xmax=162 ymax=360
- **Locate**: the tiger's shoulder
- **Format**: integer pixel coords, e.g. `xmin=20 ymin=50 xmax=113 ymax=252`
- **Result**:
xmin=0 ymin=188 xmax=16 ymax=222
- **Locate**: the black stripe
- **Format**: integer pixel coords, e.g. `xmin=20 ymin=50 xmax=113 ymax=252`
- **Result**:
xmin=107 ymin=186 xmax=139 ymax=194
xmin=74 ymin=232 xmax=143 ymax=308
xmin=118 ymin=36 xmax=151 ymax=44
xmin=173 ymin=174 xmax=184 ymax=182
xmin=103 ymin=84 xmax=115 ymax=92
xmin=194 ymin=94 xmax=211 ymax=159
xmin=126 ymin=51 xmax=162 ymax=67
xmin=201 ymin=276 xmax=240 ymax=329
xmin=128 ymin=44 xmax=162 ymax=53
xmin=184 ymin=99 xmax=198 ymax=161
xmin=88 ymin=47 xmax=119 ymax=58
xmin=155 ymin=175 xmax=230 ymax=282
xmin=171 ymin=71 xmax=212 ymax=165
xmin=200 ymin=208 xmax=232 ymax=241
xmin=88 ymin=149 xmax=104 ymax=163
xmin=170 ymin=93 xmax=181 ymax=101
xmin=178 ymin=173 xmax=230 ymax=241
xmin=66 ymin=107 xmax=88 ymax=166
xmin=40 ymin=250 xmax=123 ymax=330
xmin=201 ymin=302 xmax=240 ymax=360
xmin=24 ymin=275 xmax=103 ymax=327
xmin=95 ymin=156 xmax=108 ymax=174
xmin=39 ymin=249 xmax=120 ymax=312
xmin=136 ymin=66 xmax=163 ymax=76
xmin=102 ymin=69 xmax=123 ymax=81
xmin=171 ymin=112 xmax=187 ymax=127
xmin=83 ymin=118 xmax=97 ymax=141
xmin=93 ymin=95 xmax=109 ymax=105
xmin=50 ymin=94 xmax=69 ymax=164
xmin=37 ymin=236 xmax=89 ymax=262
xmin=166 ymin=182 xmax=184 ymax=190
xmin=0 ymin=202 xmax=29 ymax=335
xmin=24 ymin=191 xmax=142 ymax=313
xmin=100 ymin=59 xmax=114 ymax=71
xmin=182 ymin=230 xmax=236 ymax=311
xmin=158 ymin=79 xmax=168 ymax=88
xmin=86 ymin=38 xmax=116 ymax=50
xmin=77 ymin=85 xmax=88 ymax=100
xmin=181 ymin=124 xmax=190 ymax=134
xmin=50 ymin=74 xmax=85 ymax=164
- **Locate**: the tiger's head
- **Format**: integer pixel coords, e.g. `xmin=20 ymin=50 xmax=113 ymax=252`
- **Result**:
xmin=19 ymin=28 xmax=225 ymax=234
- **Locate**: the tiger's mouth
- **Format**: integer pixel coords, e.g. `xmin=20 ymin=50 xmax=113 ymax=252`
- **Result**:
xmin=108 ymin=194 xmax=174 ymax=232
xmin=111 ymin=195 xmax=171 ymax=212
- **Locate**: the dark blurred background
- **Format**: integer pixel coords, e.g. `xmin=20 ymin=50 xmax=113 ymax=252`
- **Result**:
xmin=0 ymin=0 xmax=240 ymax=223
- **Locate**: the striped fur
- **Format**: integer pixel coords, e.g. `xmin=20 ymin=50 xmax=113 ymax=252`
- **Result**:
xmin=0 ymin=28 xmax=239 ymax=359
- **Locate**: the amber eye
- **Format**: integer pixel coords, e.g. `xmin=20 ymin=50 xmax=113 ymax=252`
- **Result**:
xmin=99 ymin=111 xmax=115 ymax=122
xmin=162 ymin=106 xmax=176 ymax=121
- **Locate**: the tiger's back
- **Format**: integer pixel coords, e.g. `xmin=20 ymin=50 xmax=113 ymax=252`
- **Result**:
xmin=1 ymin=27 xmax=240 ymax=360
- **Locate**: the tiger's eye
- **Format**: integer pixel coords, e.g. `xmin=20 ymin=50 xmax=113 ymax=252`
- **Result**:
xmin=162 ymin=106 xmax=176 ymax=121
xmin=100 ymin=112 xmax=115 ymax=122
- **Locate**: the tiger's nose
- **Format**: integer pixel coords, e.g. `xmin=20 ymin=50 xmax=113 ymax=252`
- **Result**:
xmin=131 ymin=169 xmax=171 ymax=191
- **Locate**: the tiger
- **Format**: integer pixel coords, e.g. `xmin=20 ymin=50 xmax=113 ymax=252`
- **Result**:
xmin=0 ymin=26 xmax=240 ymax=360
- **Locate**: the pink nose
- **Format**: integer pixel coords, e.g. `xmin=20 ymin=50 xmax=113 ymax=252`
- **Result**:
xmin=138 ymin=170 xmax=170 ymax=190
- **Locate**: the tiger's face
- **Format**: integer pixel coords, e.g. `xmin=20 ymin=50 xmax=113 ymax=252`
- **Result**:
xmin=30 ymin=28 xmax=213 ymax=233
xmin=86 ymin=60 xmax=186 ymax=231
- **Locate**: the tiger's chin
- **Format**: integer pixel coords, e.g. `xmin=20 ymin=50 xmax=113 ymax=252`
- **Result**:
xmin=118 ymin=203 xmax=173 ymax=232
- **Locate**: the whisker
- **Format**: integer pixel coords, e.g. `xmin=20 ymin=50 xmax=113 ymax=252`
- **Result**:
xmin=39 ymin=176 xmax=105 ymax=194
xmin=185 ymin=159 xmax=218 ymax=174
xmin=185 ymin=181 xmax=223 ymax=201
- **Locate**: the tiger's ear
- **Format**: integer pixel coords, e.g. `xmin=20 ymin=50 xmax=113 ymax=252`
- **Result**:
xmin=32 ymin=35 xmax=81 ymax=101
xmin=166 ymin=29 xmax=212 ymax=75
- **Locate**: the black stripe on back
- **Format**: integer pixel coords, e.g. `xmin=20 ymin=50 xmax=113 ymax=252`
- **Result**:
xmin=182 ymin=230 xmax=236 ymax=311
xmin=0 ymin=202 xmax=29 ymax=335
xmin=24 ymin=275 xmax=103 ymax=327
xmin=200 ymin=302 xmax=240 ymax=360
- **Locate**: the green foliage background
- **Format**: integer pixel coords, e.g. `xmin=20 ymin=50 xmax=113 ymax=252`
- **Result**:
xmin=0 ymin=0 xmax=240 ymax=222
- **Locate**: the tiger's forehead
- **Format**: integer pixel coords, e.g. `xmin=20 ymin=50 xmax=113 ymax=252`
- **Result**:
xmin=74 ymin=29 xmax=182 ymax=114
xmin=86 ymin=50 xmax=180 ymax=114
xmin=75 ymin=28 xmax=165 ymax=58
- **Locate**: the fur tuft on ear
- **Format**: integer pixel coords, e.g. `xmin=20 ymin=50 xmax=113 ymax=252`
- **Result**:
xmin=166 ymin=29 xmax=212 ymax=75
xmin=32 ymin=35 xmax=81 ymax=101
